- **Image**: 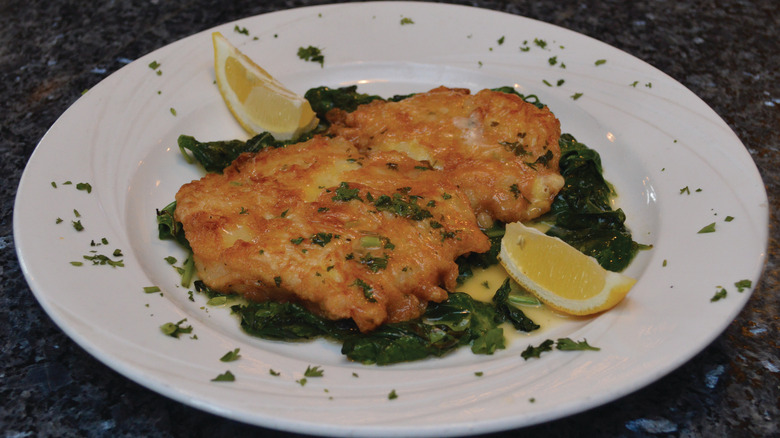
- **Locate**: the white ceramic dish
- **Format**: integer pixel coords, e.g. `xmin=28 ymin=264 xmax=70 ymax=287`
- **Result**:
xmin=14 ymin=2 xmax=768 ymax=436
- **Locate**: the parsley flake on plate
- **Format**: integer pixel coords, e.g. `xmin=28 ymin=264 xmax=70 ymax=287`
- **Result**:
xmin=710 ymin=288 xmax=727 ymax=302
xmin=697 ymin=222 xmax=716 ymax=234
xmin=734 ymin=279 xmax=752 ymax=292
xmin=211 ymin=370 xmax=235 ymax=382
xmin=220 ymin=348 xmax=241 ymax=362
xmin=304 ymin=365 xmax=324 ymax=377
xmin=160 ymin=318 xmax=193 ymax=338
xmin=297 ymin=45 xmax=324 ymax=67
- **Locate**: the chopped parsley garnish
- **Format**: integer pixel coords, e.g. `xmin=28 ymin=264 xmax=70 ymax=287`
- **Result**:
xmin=680 ymin=186 xmax=691 ymax=195
xmin=711 ymin=288 xmax=727 ymax=302
xmin=533 ymin=38 xmax=547 ymax=49
xmin=211 ymin=370 xmax=235 ymax=382
xmin=82 ymin=252 xmax=124 ymax=267
xmin=388 ymin=389 xmax=398 ymax=400
xmin=521 ymin=338 xmax=599 ymax=360
xmin=220 ymin=348 xmax=241 ymax=362
xmin=143 ymin=286 xmax=161 ymax=294
xmin=164 ymin=256 xmax=177 ymax=264
xmin=304 ymin=365 xmax=324 ymax=377
xmin=697 ymin=222 xmax=716 ymax=234
xmin=358 ymin=253 xmax=389 ymax=272
xmin=400 ymin=17 xmax=414 ymax=25
xmin=76 ymin=182 xmax=92 ymax=193
xmin=571 ymin=92 xmax=583 ymax=100
xmin=724 ymin=216 xmax=735 ymax=222
xmin=72 ymin=220 xmax=84 ymax=231
xmin=373 ymin=192 xmax=432 ymax=221
xmin=290 ymin=237 xmax=304 ymax=245
xmin=734 ymin=279 xmax=752 ymax=292
xmin=497 ymin=36 xmax=505 ymax=45
xmin=234 ymin=25 xmax=249 ymax=35
xmin=499 ymin=140 xmax=530 ymax=156
xmin=274 ymin=276 xmax=282 ymax=287
xmin=440 ymin=230 xmax=457 ymax=241
xmin=160 ymin=318 xmax=193 ymax=338
xmin=56 ymin=218 xmax=63 ymax=224
xmin=269 ymin=369 xmax=280 ymax=376
xmin=353 ymin=278 xmax=376 ymax=302
xmin=170 ymin=107 xmax=177 ymax=116
xmin=548 ymin=56 xmax=557 ymax=66
xmin=331 ymin=182 xmax=362 ymax=202
xmin=525 ymin=150 xmax=554 ymax=170
xmin=297 ymin=45 xmax=324 ymax=67
xmin=521 ymin=339 xmax=554 ymax=359
xmin=441 ymin=193 xmax=452 ymax=200
xmin=148 ymin=60 xmax=161 ymax=70
xmin=556 ymin=338 xmax=600 ymax=351
xmin=595 ymin=59 xmax=607 ymax=66
xmin=310 ymin=232 xmax=334 ymax=246
xmin=509 ymin=183 xmax=521 ymax=199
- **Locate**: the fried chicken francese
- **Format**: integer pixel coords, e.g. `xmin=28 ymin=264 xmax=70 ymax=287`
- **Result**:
xmin=175 ymin=136 xmax=490 ymax=332
xmin=327 ymin=86 xmax=565 ymax=227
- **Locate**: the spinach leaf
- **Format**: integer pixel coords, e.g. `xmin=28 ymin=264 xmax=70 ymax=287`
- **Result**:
xmin=305 ymin=85 xmax=385 ymax=117
xmin=456 ymin=223 xmax=504 ymax=283
xmin=231 ymin=301 xmax=359 ymax=341
xmin=177 ymin=132 xmax=304 ymax=173
xmin=229 ymin=288 xmax=529 ymax=365
xmin=543 ymin=133 xmax=645 ymax=271
xmin=492 ymin=278 xmax=540 ymax=332
xmin=155 ymin=201 xmax=190 ymax=250
xmin=341 ymin=322 xmax=462 ymax=365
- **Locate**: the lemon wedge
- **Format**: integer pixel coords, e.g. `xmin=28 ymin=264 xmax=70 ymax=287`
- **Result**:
xmin=498 ymin=221 xmax=636 ymax=315
xmin=212 ymin=32 xmax=318 ymax=140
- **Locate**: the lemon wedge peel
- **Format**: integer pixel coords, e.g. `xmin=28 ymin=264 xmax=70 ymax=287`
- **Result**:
xmin=212 ymin=32 xmax=318 ymax=141
xmin=498 ymin=221 xmax=636 ymax=316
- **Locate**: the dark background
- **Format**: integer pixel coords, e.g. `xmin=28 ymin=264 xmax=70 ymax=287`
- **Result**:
xmin=1 ymin=0 xmax=777 ymax=436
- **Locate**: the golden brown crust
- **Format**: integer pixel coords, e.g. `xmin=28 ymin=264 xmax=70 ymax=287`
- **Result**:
xmin=327 ymin=86 xmax=565 ymax=226
xmin=175 ymin=136 xmax=489 ymax=332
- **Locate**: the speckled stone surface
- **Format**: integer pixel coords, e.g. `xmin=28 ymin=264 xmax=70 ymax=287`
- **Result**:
xmin=1 ymin=0 xmax=777 ymax=436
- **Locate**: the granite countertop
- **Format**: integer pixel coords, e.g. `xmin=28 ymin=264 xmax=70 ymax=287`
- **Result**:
xmin=1 ymin=0 xmax=777 ymax=436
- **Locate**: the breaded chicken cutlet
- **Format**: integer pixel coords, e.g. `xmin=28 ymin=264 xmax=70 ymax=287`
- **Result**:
xmin=327 ymin=86 xmax=565 ymax=227
xmin=175 ymin=136 xmax=490 ymax=332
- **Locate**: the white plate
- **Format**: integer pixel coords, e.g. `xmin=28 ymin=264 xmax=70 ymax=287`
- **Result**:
xmin=14 ymin=2 xmax=768 ymax=436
